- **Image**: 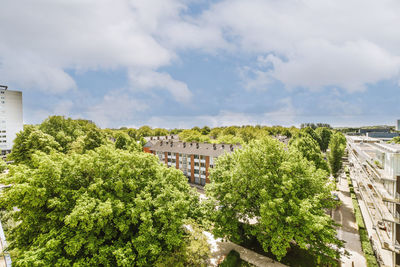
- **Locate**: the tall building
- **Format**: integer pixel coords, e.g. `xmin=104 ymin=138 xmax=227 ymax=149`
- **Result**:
xmin=0 ymin=85 xmax=23 ymax=155
xmin=143 ymin=138 xmax=240 ymax=186
xmin=396 ymin=120 xmax=400 ymax=131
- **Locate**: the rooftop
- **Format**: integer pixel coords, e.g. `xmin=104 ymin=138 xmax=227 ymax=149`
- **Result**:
xmin=148 ymin=140 xmax=241 ymax=157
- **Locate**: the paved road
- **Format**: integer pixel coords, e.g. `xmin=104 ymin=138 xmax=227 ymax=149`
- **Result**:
xmin=333 ymin=173 xmax=367 ymax=267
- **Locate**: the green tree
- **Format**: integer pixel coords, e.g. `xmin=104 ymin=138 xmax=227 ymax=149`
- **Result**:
xmin=137 ymin=126 xmax=153 ymax=138
xmin=179 ymin=130 xmax=211 ymax=143
xmin=155 ymin=220 xmax=211 ymax=267
xmin=315 ymin=127 xmax=332 ymax=152
xmin=8 ymin=125 xmax=61 ymax=165
xmin=0 ymin=159 xmax=7 ymax=173
xmin=206 ymin=137 xmax=343 ymax=264
xmin=201 ymin=126 xmax=211 ymax=135
xmin=153 ymin=128 xmax=169 ymax=136
xmin=300 ymin=127 xmax=322 ymax=147
xmin=114 ymin=132 xmax=132 ymax=150
xmin=126 ymin=128 xmax=137 ymax=139
xmin=83 ymin=128 xmax=105 ymax=152
xmin=1 ymin=146 xmax=201 ymax=266
xmin=328 ymin=132 xmax=346 ymax=177
xmin=390 ymin=136 xmax=400 ymax=144
xmin=216 ymin=134 xmax=243 ymax=145
xmin=39 ymin=116 xmax=92 ymax=152
xmin=289 ymin=135 xmax=329 ymax=172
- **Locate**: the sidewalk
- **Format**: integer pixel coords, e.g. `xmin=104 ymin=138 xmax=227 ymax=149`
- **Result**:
xmin=333 ymin=173 xmax=366 ymax=267
xmin=206 ymin=231 xmax=287 ymax=267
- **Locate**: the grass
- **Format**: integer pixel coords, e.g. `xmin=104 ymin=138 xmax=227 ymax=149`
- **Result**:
xmin=345 ymin=170 xmax=379 ymax=267
xmin=219 ymin=250 xmax=254 ymax=267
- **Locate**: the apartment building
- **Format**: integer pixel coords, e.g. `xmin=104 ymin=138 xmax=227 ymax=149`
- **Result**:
xmin=347 ymin=136 xmax=400 ymax=266
xmin=0 ymin=85 xmax=23 ymax=155
xmin=144 ymin=140 xmax=240 ymax=186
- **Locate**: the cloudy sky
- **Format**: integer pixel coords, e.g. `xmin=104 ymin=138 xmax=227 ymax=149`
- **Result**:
xmin=1 ymin=0 xmax=400 ymax=128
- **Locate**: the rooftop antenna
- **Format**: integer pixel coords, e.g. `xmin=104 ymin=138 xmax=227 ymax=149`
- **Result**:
xmin=0 ymin=85 xmax=8 ymax=90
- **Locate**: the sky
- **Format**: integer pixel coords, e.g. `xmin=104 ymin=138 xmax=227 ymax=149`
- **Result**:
xmin=1 ymin=0 xmax=400 ymax=129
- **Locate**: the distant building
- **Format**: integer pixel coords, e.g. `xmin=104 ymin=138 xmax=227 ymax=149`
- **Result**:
xmin=367 ymin=132 xmax=400 ymax=140
xmin=144 ymin=140 xmax=240 ymax=186
xmin=0 ymin=85 xmax=23 ymax=155
xmin=359 ymin=128 xmax=391 ymax=134
xmin=396 ymin=120 xmax=400 ymax=131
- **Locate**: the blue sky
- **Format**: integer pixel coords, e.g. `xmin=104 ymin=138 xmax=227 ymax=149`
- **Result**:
xmin=1 ymin=0 xmax=400 ymax=128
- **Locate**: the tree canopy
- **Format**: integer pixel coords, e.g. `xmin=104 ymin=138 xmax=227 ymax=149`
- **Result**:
xmin=315 ymin=127 xmax=332 ymax=152
xmin=328 ymin=132 xmax=347 ymax=177
xmin=206 ymin=137 xmax=343 ymax=264
xmin=1 ymin=145 xmax=203 ymax=266
xmin=8 ymin=125 xmax=62 ymax=165
xmin=289 ymin=134 xmax=329 ymax=172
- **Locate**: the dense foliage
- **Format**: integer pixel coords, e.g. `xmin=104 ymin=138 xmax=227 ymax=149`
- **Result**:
xmin=177 ymin=125 xmax=296 ymax=144
xmin=327 ymin=132 xmax=347 ymax=177
xmin=289 ymin=134 xmax=329 ymax=172
xmin=3 ymin=116 xmax=212 ymax=266
xmin=315 ymin=127 xmax=332 ymax=152
xmin=206 ymin=137 xmax=343 ymax=264
xmin=1 ymin=146 xmax=204 ymax=266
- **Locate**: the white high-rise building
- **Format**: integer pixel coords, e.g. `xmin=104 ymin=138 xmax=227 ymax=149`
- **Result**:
xmin=396 ymin=120 xmax=400 ymax=131
xmin=0 ymin=85 xmax=23 ymax=154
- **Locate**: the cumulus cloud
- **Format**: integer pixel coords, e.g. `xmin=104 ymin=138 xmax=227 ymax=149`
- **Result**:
xmin=128 ymin=69 xmax=192 ymax=102
xmin=85 ymin=90 xmax=149 ymax=128
xmin=0 ymin=0 xmax=181 ymax=93
xmin=195 ymin=0 xmax=400 ymax=92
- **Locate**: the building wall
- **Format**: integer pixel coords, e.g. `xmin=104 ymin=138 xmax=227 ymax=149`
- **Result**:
xmin=0 ymin=89 xmax=23 ymax=152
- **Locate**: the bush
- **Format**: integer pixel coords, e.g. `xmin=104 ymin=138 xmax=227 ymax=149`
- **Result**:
xmin=220 ymin=250 xmax=241 ymax=267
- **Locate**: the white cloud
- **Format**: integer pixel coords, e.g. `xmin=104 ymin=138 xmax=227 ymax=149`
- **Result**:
xmin=86 ymin=90 xmax=149 ymax=128
xmin=193 ymin=0 xmax=400 ymax=92
xmin=145 ymin=98 xmax=297 ymax=128
xmin=266 ymin=40 xmax=400 ymax=92
xmin=0 ymin=0 xmax=183 ymax=93
xmin=128 ymin=69 xmax=192 ymax=102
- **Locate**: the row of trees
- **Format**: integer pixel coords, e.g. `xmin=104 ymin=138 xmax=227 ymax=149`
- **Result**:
xmin=0 ymin=116 xmax=347 ymax=266
xmin=178 ymin=125 xmax=298 ymax=144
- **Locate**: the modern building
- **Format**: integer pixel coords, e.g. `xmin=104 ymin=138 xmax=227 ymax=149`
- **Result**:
xmin=396 ymin=120 xmax=400 ymax=132
xmin=0 ymin=85 xmax=23 ymax=155
xmin=347 ymin=136 xmax=400 ymax=266
xmin=144 ymin=139 xmax=240 ymax=186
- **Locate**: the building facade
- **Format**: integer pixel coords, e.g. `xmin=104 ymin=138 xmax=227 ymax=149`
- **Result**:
xmin=0 ymin=85 xmax=23 ymax=155
xmin=144 ymin=139 xmax=240 ymax=186
xmin=347 ymin=136 xmax=400 ymax=266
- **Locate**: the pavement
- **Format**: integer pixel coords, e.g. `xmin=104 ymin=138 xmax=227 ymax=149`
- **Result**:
xmin=332 ymin=173 xmax=367 ymax=267
xmin=206 ymin=231 xmax=287 ymax=267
